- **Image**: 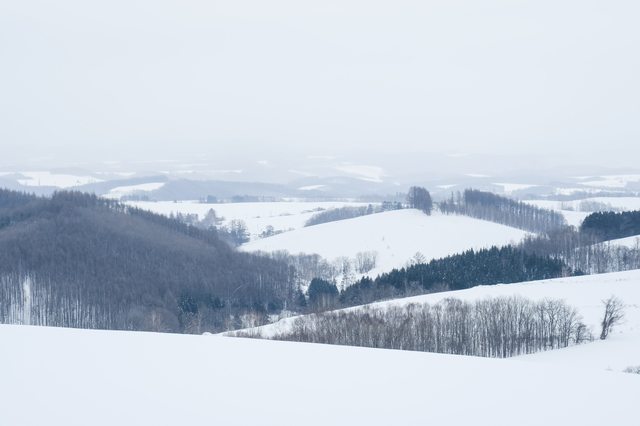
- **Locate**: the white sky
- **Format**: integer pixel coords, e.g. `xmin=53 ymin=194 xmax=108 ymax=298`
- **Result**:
xmin=1 ymin=0 xmax=639 ymax=166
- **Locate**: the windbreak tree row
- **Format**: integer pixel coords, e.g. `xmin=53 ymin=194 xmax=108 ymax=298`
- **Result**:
xmin=238 ymin=296 xmax=591 ymax=358
xmin=439 ymin=189 xmax=566 ymax=234
xmin=305 ymin=202 xmax=402 ymax=227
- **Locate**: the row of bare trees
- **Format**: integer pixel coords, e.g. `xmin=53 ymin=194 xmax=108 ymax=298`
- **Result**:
xmin=252 ymin=296 xmax=591 ymax=358
xmin=257 ymin=250 xmax=379 ymax=290
xmin=304 ymin=202 xmax=403 ymax=227
xmin=519 ymin=229 xmax=640 ymax=275
xmin=439 ymin=189 xmax=566 ymax=234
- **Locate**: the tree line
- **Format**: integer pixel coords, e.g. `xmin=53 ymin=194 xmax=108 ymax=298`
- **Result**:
xmin=518 ymin=227 xmax=640 ymax=275
xmin=406 ymin=186 xmax=433 ymax=215
xmin=337 ymin=245 xmax=569 ymax=308
xmin=439 ymin=189 xmax=567 ymax=234
xmin=233 ymin=296 xmax=591 ymax=358
xmin=305 ymin=202 xmax=402 ymax=227
xmin=254 ymin=249 xmax=379 ymax=295
xmin=580 ymin=210 xmax=640 ymax=241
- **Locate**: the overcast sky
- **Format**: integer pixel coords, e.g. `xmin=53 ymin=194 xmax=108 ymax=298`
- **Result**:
xmin=2 ymin=0 xmax=639 ymax=168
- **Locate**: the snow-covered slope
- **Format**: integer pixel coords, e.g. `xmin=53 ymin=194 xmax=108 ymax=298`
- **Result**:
xmin=241 ymin=209 xmax=528 ymax=274
xmin=125 ymin=200 xmax=371 ymax=239
xmin=608 ymin=236 xmax=640 ymax=249
xmin=255 ymin=269 xmax=640 ymax=373
xmin=104 ymin=182 xmax=167 ymax=199
xmin=0 ymin=323 xmax=637 ymax=426
xmin=523 ymin=197 xmax=640 ymax=228
xmin=15 ymin=171 xmax=103 ymax=188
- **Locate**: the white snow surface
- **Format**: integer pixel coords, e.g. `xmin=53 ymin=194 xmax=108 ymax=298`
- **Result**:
xmin=250 ymin=269 xmax=640 ymax=373
xmin=125 ymin=200 xmax=372 ymax=239
xmin=104 ymin=182 xmax=166 ymax=199
xmin=492 ymin=183 xmax=537 ymax=193
xmin=1 ymin=269 xmax=639 ymax=425
xmin=297 ymin=184 xmax=328 ymax=191
xmin=522 ymin=197 xmax=640 ymax=227
xmin=579 ymin=174 xmax=640 ymax=188
xmin=607 ymin=236 xmax=640 ymax=249
xmin=16 ymin=171 xmax=103 ymax=188
xmin=241 ymin=209 xmax=528 ymax=274
xmin=333 ymin=165 xmax=384 ymax=182
xmin=554 ymin=187 xmax=610 ymax=196
xmin=524 ymin=197 xmax=640 ymax=213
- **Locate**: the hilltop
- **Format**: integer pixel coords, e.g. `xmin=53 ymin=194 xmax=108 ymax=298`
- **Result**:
xmin=242 ymin=209 xmax=528 ymax=275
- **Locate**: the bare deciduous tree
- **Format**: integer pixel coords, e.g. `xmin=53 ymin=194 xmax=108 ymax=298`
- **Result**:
xmin=245 ymin=296 xmax=590 ymax=358
xmin=600 ymin=295 xmax=625 ymax=340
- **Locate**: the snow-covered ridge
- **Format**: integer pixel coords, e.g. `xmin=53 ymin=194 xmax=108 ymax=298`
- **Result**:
xmin=522 ymin=197 xmax=640 ymax=227
xmin=125 ymin=200 xmax=372 ymax=240
xmin=492 ymin=183 xmax=538 ymax=193
xmin=104 ymin=182 xmax=166 ymax=199
xmin=579 ymin=175 xmax=640 ymax=188
xmin=241 ymin=209 xmax=527 ymax=275
xmin=16 ymin=171 xmax=103 ymax=188
xmin=240 ymin=269 xmax=640 ymax=373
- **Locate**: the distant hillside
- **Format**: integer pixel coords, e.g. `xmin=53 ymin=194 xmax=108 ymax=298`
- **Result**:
xmin=242 ymin=209 xmax=528 ymax=276
xmin=0 ymin=189 xmax=300 ymax=333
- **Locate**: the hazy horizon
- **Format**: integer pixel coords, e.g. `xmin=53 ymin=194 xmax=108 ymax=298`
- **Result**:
xmin=2 ymin=1 xmax=639 ymax=173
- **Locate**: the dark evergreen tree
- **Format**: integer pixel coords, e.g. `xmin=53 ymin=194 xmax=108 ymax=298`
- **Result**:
xmin=580 ymin=210 xmax=640 ymax=241
xmin=339 ymin=245 xmax=568 ymax=307
xmin=307 ymin=278 xmax=339 ymax=310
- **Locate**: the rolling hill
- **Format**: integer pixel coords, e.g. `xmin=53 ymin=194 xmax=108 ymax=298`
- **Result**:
xmin=250 ymin=269 xmax=640 ymax=373
xmin=241 ymin=209 xmax=529 ymax=274
xmin=1 ymin=308 xmax=638 ymax=426
xmin=0 ymin=190 xmax=299 ymax=332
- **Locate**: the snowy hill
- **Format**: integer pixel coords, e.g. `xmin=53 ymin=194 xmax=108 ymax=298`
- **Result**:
xmin=254 ymin=269 xmax=640 ymax=373
xmin=241 ymin=209 xmax=528 ymax=274
xmin=125 ymin=200 xmax=372 ymax=239
xmin=1 ymin=322 xmax=638 ymax=426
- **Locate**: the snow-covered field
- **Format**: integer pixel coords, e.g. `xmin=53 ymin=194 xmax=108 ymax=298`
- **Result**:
xmin=242 ymin=209 xmax=528 ymax=274
xmin=523 ymin=197 xmax=640 ymax=227
xmin=524 ymin=197 xmax=640 ymax=212
xmin=125 ymin=200 xmax=371 ymax=238
xmin=245 ymin=269 xmax=640 ymax=373
xmin=0 ymin=318 xmax=637 ymax=425
xmin=15 ymin=171 xmax=103 ymax=188
xmin=104 ymin=182 xmax=167 ymax=199
xmin=607 ymin=236 xmax=640 ymax=249
xmin=578 ymin=175 xmax=640 ymax=188
xmin=492 ymin=183 xmax=538 ymax=193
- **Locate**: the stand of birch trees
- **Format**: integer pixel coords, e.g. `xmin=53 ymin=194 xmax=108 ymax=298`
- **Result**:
xmin=258 ymin=296 xmax=591 ymax=358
